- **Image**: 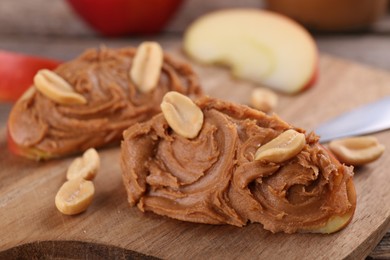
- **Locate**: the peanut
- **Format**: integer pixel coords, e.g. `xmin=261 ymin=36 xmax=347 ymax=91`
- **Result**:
xmin=55 ymin=177 xmax=95 ymax=215
xmin=255 ymin=129 xmax=306 ymax=163
xmin=161 ymin=91 xmax=204 ymax=139
xmin=250 ymin=88 xmax=278 ymax=113
xmin=328 ymin=136 xmax=385 ymax=166
xmin=18 ymin=86 xmax=36 ymax=102
xmin=66 ymin=148 xmax=100 ymax=181
xmin=34 ymin=69 xmax=87 ymax=105
xmin=130 ymin=41 xmax=163 ymax=93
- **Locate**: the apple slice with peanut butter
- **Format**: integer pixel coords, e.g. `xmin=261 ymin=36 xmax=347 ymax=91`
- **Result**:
xmin=8 ymin=43 xmax=203 ymax=160
xmin=121 ymin=94 xmax=356 ymax=234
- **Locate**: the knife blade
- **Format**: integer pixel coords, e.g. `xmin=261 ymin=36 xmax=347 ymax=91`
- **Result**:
xmin=315 ymin=96 xmax=390 ymax=143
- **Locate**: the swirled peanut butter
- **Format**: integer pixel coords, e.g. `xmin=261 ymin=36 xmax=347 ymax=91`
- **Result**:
xmin=8 ymin=46 xmax=202 ymax=159
xmin=121 ymin=97 xmax=356 ymax=234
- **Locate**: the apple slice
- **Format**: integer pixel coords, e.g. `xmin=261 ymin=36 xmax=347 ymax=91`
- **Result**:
xmin=184 ymin=9 xmax=318 ymax=94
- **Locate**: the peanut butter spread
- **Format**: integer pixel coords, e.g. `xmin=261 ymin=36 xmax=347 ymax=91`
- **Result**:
xmin=121 ymin=97 xmax=356 ymax=233
xmin=8 ymin=47 xmax=202 ymax=159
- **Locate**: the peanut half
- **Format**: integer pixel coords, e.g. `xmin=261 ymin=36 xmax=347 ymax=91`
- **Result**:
xmin=55 ymin=177 xmax=95 ymax=215
xmin=130 ymin=41 xmax=163 ymax=93
xmin=34 ymin=69 xmax=87 ymax=105
xmin=18 ymin=86 xmax=36 ymax=102
xmin=66 ymin=148 xmax=100 ymax=181
xmin=250 ymin=88 xmax=278 ymax=113
xmin=161 ymin=91 xmax=204 ymax=139
xmin=328 ymin=136 xmax=385 ymax=166
xmin=255 ymin=129 xmax=306 ymax=163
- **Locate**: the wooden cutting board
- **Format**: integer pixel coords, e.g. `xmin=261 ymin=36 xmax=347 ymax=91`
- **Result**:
xmin=1 ymin=53 xmax=390 ymax=259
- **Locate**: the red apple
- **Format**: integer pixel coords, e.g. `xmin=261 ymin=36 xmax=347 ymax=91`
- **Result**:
xmin=0 ymin=50 xmax=60 ymax=102
xmin=66 ymin=0 xmax=183 ymax=37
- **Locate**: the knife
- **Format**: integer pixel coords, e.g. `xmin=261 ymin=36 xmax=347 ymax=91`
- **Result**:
xmin=315 ymin=96 xmax=390 ymax=143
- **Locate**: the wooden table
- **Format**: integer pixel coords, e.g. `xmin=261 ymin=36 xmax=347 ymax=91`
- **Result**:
xmin=1 ymin=1 xmax=390 ymax=258
xmin=0 ymin=33 xmax=390 ymax=259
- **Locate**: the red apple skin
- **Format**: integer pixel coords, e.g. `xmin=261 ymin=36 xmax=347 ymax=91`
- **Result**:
xmin=66 ymin=0 xmax=183 ymax=37
xmin=0 ymin=51 xmax=60 ymax=102
xmin=295 ymin=57 xmax=318 ymax=93
xmin=302 ymin=65 xmax=318 ymax=91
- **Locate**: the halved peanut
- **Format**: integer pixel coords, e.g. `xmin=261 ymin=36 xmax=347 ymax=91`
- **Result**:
xmin=161 ymin=91 xmax=204 ymax=139
xmin=55 ymin=177 xmax=95 ymax=215
xmin=250 ymin=88 xmax=278 ymax=113
xmin=255 ymin=129 xmax=306 ymax=163
xmin=18 ymin=86 xmax=36 ymax=102
xmin=328 ymin=136 xmax=385 ymax=166
xmin=66 ymin=148 xmax=100 ymax=181
xmin=130 ymin=41 xmax=163 ymax=93
xmin=34 ymin=69 xmax=87 ymax=105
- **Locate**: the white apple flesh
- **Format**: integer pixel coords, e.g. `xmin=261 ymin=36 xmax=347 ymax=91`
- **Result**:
xmin=184 ymin=9 xmax=318 ymax=94
xmin=309 ymin=212 xmax=354 ymax=234
xmin=301 ymin=178 xmax=356 ymax=234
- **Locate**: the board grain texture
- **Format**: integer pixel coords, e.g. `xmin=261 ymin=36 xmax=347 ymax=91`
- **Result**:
xmin=1 ymin=53 xmax=390 ymax=260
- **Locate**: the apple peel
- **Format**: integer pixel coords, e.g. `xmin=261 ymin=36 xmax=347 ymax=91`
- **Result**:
xmin=184 ymin=9 xmax=318 ymax=94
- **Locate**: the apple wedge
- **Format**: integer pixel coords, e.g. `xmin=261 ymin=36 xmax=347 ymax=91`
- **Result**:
xmin=66 ymin=0 xmax=183 ymax=36
xmin=184 ymin=9 xmax=318 ymax=94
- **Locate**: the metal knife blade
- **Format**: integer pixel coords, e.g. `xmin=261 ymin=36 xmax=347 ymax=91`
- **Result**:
xmin=315 ymin=96 xmax=390 ymax=143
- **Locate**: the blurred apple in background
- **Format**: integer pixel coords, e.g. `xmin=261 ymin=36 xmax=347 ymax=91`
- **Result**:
xmin=66 ymin=0 xmax=183 ymax=36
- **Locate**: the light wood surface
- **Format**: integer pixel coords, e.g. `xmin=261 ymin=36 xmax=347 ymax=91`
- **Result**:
xmin=1 ymin=51 xmax=390 ymax=259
